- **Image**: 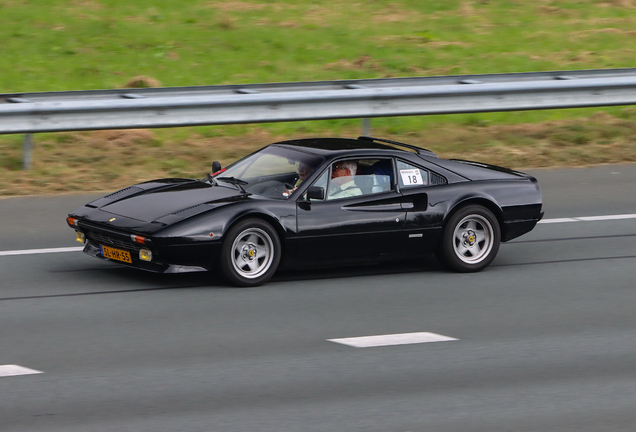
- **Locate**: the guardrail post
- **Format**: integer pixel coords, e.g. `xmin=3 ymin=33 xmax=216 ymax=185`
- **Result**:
xmin=23 ymin=133 xmax=33 ymax=170
xmin=362 ymin=118 xmax=371 ymax=136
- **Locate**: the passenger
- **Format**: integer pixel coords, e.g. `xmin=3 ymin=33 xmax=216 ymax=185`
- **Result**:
xmin=328 ymin=161 xmax=362 ymax=199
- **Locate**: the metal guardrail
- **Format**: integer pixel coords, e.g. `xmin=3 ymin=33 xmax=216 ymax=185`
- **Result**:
xmin=2 ymin=68 xmax=636 ymax=169
xmin=2 ymin=68 xmax=636 ymax=135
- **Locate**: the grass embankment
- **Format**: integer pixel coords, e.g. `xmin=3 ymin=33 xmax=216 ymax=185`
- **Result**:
xmin=1 ymin=0 xmax=636 ymax=195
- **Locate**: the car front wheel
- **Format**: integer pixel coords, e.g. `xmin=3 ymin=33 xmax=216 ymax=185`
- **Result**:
xmin=437 ymin=205 xmax=501 ymax=272
xmin=220 ymin=218 xmax=281 ymax=287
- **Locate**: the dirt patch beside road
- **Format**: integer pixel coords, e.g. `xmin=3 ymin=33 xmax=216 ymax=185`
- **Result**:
xmin=2 ymin=114 xmax=636 ymax=196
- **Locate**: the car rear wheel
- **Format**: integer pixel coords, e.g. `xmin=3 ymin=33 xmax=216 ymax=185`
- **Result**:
xmin=437 ymin=204 xmax=500 ymax=272
xmin=220 ymin=218 xmax=281 ymax=287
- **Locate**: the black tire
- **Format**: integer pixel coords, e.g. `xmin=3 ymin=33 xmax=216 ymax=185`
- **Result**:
xmin=437 ymin=204 xmax=501 ymax=273
xmin=220 ymin=218 xmax=281 ymax=287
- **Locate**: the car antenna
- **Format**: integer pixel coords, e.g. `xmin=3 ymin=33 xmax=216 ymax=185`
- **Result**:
xmin=358 ymin=136 xmax=438 ymax=158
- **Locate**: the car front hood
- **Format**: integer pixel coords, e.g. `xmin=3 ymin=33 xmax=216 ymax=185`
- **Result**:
xmin=94 ymin=180 xmax=246 ymax=224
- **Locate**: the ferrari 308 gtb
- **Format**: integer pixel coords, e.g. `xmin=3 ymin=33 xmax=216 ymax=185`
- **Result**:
xmin=67 ymin=136 xmax=543 ymax=286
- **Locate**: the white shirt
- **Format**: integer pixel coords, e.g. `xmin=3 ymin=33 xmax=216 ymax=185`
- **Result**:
xmin=328 ymin=178 xmax=362 ymax=199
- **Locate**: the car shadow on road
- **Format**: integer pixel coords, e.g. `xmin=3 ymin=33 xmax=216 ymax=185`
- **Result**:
xmin=272 ymin=257 xmax=443 ymax=284
xmin=45 ymin=255 xmax=444 ymax=295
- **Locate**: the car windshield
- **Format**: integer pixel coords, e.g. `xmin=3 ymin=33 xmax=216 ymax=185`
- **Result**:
xmin=214 ymin=146 xmax=324 ymax=199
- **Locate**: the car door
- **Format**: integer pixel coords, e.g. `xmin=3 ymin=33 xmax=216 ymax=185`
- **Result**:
xmin=395 ymin=159 xmax=446 ymax=256
xmin=294 ymin=159 xmax=406 ymax=266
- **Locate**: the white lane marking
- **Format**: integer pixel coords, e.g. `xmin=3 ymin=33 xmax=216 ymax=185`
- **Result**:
xmin=0 ymin=247 xmax=83 ymax=257
xmin=328 ymin=332 xmax=458 ymax=348
xmin=0 ymin=365 xmax=43 ymax=377
xmin=0 ymin=213 xmax=634 ymax=256
xmin=539 ymin=213 xmax=636 ymax=224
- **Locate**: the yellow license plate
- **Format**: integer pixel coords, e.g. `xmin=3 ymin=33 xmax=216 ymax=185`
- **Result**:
xmin=100 ymin=245 xmax=132 ymax=263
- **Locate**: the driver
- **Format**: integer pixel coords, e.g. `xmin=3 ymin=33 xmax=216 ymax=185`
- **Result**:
xmin=294 ymin=161 xmax=313 ymax=188
xmin=286 ymin=161 xmax=315 ymax=195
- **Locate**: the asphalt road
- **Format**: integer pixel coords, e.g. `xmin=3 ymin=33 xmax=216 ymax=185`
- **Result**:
xmin=1 ymin=164 xmax=636 ymax=432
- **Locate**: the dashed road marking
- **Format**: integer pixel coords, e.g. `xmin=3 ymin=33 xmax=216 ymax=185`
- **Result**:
xmin=328 ymin=332 xmax=458 ymax=348
xmin=540 ymin=213 xmax=636 ymax=224
xmin=0 ymin=365 xmax=43 ymax=377
xmin=0 ymin=247 xmax=83 ymax=257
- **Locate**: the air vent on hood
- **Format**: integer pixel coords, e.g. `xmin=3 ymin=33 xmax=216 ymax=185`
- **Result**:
xmin=152 ymin=203 xmax=215 ymax=226
xmin=172 ymin=204 xmax=205 ymax=215
xmin=104 ymin=186 xmax=144 ymax=199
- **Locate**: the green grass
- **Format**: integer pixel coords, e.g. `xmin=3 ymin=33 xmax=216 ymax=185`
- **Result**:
xmin=2 ymin=1 xmax=635 ymax=91
xmin=1 ymin=0 xmax=636 ymax=195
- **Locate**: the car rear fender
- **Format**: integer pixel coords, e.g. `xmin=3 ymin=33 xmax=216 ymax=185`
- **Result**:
xmin=444 ymin=196 xmax=504 ymax=234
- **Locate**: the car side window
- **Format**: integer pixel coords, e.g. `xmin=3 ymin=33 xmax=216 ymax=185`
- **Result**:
xmin=325 ymin=159 xmax=362 ymax=201
xmin=397 ymin=160 xmax=429 ymax=188
xmin=319 ymin=159 xmax=394 ymax=201
xmin=354 ymin=158 xmax=394 ymax=195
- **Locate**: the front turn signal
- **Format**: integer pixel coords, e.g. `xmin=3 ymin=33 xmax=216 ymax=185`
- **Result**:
xmin=130 ymin=235 xmax=147 ymax=244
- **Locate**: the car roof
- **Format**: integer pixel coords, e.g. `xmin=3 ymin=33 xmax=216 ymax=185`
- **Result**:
xmin=273 ymin=137 xmax=437 ymax=158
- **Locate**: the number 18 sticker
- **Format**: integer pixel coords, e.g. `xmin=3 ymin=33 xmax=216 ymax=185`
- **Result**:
xmin=400 ymin=169 xmax=425 ymax=186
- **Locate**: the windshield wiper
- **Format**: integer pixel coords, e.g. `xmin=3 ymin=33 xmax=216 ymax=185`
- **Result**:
xmin=216 ymin=176 xmax=249 ymax=194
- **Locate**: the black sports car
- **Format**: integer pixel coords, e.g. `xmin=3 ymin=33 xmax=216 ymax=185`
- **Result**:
xmin=67 ymin=136 xmax=543 ymax=286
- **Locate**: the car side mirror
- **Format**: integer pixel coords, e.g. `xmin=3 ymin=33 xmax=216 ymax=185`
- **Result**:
xmin=306 ymin=186 xmax=325 ymax=201
xmin=212 ymin=161 xmax=222 ymax=173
